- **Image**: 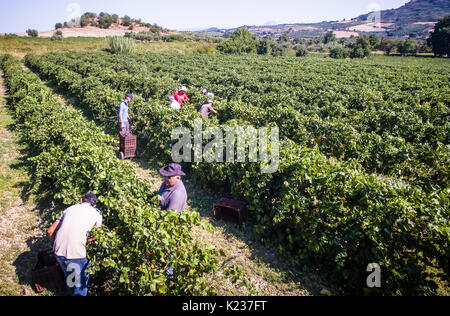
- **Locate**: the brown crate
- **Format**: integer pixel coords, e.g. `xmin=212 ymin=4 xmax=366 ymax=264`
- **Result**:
xmin=32 ymin=250 xmax=65 ymax=293
xmin=123 ymin=147 xmax=136 ymax=158
xmin=214 ymin=198 xmax=247 ymax=225
xmin=120 ymin=134 xmax=137 ymax=148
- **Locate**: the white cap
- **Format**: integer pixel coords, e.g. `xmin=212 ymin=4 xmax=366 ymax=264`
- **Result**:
xmin=180 ymin=86 xmax=188 ymax=92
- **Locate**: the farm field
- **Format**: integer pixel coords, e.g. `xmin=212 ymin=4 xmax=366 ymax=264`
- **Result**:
xmin=0 ymin=48 xmax=449 ymax=296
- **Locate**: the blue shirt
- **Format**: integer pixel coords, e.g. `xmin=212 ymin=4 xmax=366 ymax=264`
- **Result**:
xmin=158 ymin=181 xmax=187 ymax=214
xmin=118 ymin=101 xmax=129 ymax=123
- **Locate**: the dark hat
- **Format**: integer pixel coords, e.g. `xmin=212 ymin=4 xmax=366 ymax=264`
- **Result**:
xmin=126 ymin=93 xmax=133 ymax=100
xmin=159 ymin=163 xmax=186 ymax=177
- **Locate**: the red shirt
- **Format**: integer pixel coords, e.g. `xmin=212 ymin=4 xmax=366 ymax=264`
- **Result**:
xmin=173 ymin=91 xmax=189 ymax=106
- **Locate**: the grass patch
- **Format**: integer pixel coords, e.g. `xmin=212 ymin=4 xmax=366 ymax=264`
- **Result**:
xmin=0 ymin=35 xmax=219 ymax=57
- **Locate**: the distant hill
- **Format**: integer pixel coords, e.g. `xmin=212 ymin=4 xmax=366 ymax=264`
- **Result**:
xmin=16 ymin=12 xmax=172 ymax=38
xmin=199 ymin=0 xmax=450 ymax=39
xmin=355 ymin=0 xmax=450 ymax=37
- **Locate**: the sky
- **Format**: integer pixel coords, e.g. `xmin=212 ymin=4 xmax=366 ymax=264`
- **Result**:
xmin=0 ymin=0 xmax=411 ymax=33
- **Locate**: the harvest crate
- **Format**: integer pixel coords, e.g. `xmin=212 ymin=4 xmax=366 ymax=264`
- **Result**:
xmin=119 ymin=133 xmax=137 ymax=160
xmin=214 ymin=198 xmax=247 ymax=225
xmin=32 ymin=249 xmax=65 ymax=293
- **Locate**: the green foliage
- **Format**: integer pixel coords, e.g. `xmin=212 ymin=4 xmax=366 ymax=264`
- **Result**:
xmin=165 ymin=34 xmax=184 ymax=42
xmin=257 ymin=39 xmax=272 ymax=55
xmin=51 ymin=31 xmax=63 ymax=41
xmin=26 ymin=29 xmax=38 ymax=38
xmin=367 ymin=34 xmax=381 ymax=49
xmin=329 ymin=45 xmax=349 ymax=59
xmin=379 ymin=39 xmax=398 ymax=55
xmin=55 ymin=23 xmax=63 ymax=30
xmin=218 ymin=28 xmax=259 ymax=55
xmin=428 ymin=15 xmax=450 ymax=57
xmin=295 ymin=45 xmax=308 ymax=57
xmin=107 ymin=36 xmax=136 ymax=54
xmin=80 ymin=12 xmax=97 ymax=27
xmin=125 ymin=31 xmax=162 ymax=42
xmin=2 ymin=54 xmax=219 ymax=296
xmin=121 ymin=15 xmax=132 ymax=27
xmin=323 ymin=31 xmax=336 ymax=44
xmin=23 ymin=51 xmax=450 ymax=296
xmin=98 ymin=13 xmax=114 ymax=29
xmin=398 ymin=38 xmax=419 ymax=56
xmin=349 ymin=36 xmax=372 ymax=59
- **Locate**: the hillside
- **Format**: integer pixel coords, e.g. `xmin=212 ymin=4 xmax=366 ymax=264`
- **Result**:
xmin=17 ymin=12 xmax=172 ymax=38
xmin=204 ymin=0 xmax=450 ymax=39
xmin=355 ymin=0 xmax=450 ymax=37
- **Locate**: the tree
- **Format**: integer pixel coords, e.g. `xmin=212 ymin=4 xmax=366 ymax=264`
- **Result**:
xmin=257 ymin=38 xmax=272 ymax=55
xmin=98 ymin=13 xmax=113 ymax=29
xmin=51 ymin=31 xmax=63 ymax=41
xmin=349 ymin=35 xmax=372 ymax=58
xmin=55 ymin=23 xmax=63 ymax=30
xmin=26 ymin=29 xmax=38 ymax=37
xmin=398 ymin=38 xmax=419 ymax=56
xmin=329 ymin=45 xmax=349 ymax=59
xmin=217 ymin=28 xmax=258 ymax=55
xmin=295 ymin=45 xmax=308 ymax=57
xmin=380 ymin=38 xmax=397 ymax=55
xmin=323 ymin=31 xmax=336 ymax=44
xmin=80 ymin=12 xmax=97 ymax=27
xmin=270 ymin=43 xmax=284 ymax=57
xmin=280 ymin=34 xmax=289 ymax=43
xmin=428 ymin=15 xmax=450 ymax=57
xmin=368 ymin=34 xmax=381 ymax=50
xmin=121 ymin=15 xmax=132 ymax=27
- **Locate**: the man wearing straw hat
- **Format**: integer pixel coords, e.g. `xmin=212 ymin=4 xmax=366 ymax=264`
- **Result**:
xmin=157 ymin=163 xmax=188 ymax=214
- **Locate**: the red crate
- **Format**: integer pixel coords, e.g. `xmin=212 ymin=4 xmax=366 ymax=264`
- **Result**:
xmin=32 ymin=249 xmax=65 ymax=293
xmin=119 ymin=133 xmax=137 ymax=159
xmin=214 ymin=198 xmax=247 ymax=225
xmin=120 ymin=133 xmax=137 ymax=150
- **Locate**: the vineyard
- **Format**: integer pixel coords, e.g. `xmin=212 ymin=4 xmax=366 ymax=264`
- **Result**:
xmin=1 ymin=51 xmax=449 ymax=296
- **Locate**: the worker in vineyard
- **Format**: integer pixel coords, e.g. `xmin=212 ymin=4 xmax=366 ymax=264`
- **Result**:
xmin=47 ymin=193 xmax=102 ymax=296
xmin=199 ymin=100 xmax=219 ymax=118
xmin=202 ymin=88 xmax=215 ymax=100
xmin=157 ymin=163 xmax=187 ymax=214
xmin=168 ymin=95 xmax=181 ymax=110
xmin=118 ymin=94 xmax=133 ymax=134
xmin=172 ymin=86 xmax=189 ymax=107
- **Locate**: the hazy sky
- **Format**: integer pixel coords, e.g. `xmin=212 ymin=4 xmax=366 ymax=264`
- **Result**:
xmin=0 ymin=0 xmax=410 ymax=33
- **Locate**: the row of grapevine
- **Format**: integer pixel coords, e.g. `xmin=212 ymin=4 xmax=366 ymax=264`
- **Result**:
xmin=36 ymin=52 xmax=449 ymax=192
xmin=1 ymin=54 xmax=219 ymax=296
xmin=24 ymin=53 xmax=449 ymax=295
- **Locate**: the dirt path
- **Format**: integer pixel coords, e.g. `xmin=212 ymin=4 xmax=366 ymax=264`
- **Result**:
xmin=0 ymin=71 xmax=53 ymax=296
xmin=128 ymin=159 xmax=329 ymax=296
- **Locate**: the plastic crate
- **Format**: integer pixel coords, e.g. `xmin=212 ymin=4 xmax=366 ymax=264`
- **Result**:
xmin=214 ymin=198 xmax=247 ymax=225
xmin=32 ymin=249 xmax=65 ymax=293
xmin=119 ymin=133 xmax=137 ymax=159
xmin=120 ymin=133 xmax=137 ymax=149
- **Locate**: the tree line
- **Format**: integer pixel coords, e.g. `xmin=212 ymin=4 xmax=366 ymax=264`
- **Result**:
xmin=218 ymin=15 xmax=450 ymax=58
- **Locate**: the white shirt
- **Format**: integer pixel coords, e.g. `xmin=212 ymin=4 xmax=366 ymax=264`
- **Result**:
xmin=170 ymin=100 xmax=181 ymax=110
xmin=54 ymin=203 xmax=103 ymax=259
